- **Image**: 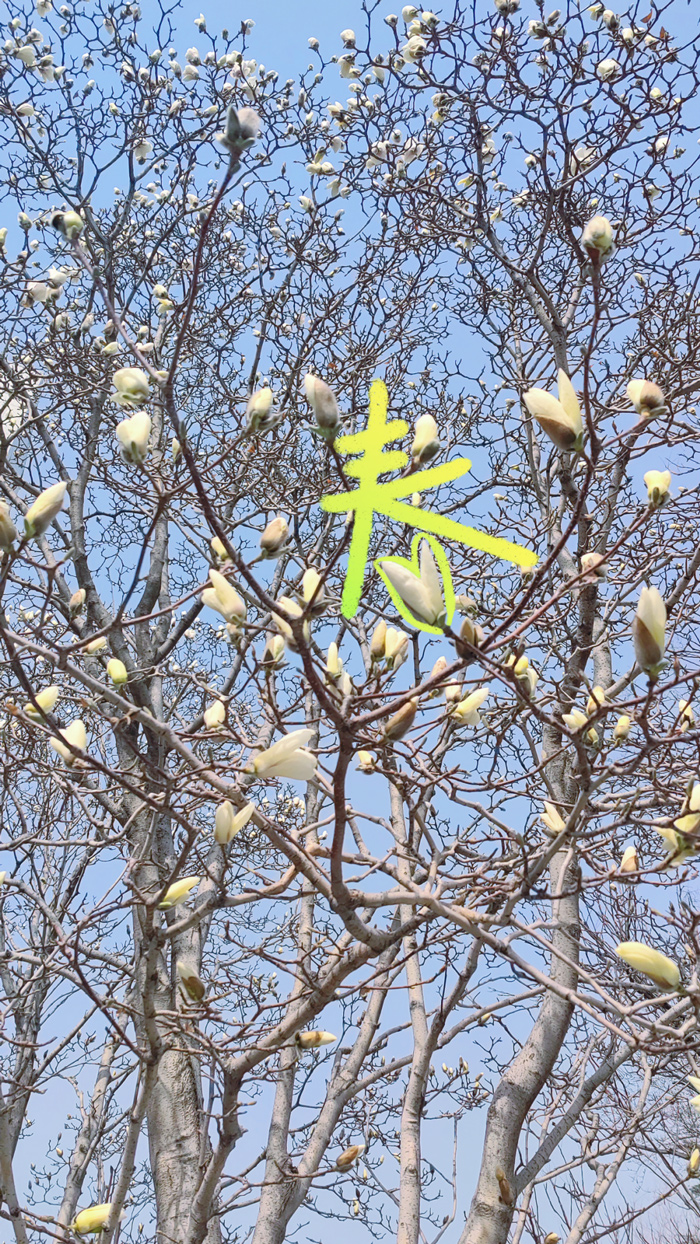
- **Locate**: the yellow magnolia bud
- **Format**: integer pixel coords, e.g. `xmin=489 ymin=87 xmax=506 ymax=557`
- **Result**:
xmin=272 ymin=596 xmax=310 ymax=652
xmin=302 ymin=567 xmax=326 ymax=615
xmin=214 ymin=800 xmax=255 ymax=844
xmin=85 ymin=636 xmax=108 ymax=654
xmin=69 ymin=587 xmax=86 ymax=616
xmin=260 ymin=515 xmax=289 ymax=559
xmin=688 ymin=1148 xmax=700 ymax=1176
xmin=49 ymin=719 xmax=87 ymax=765
xmin=326 ymin=641 xmax=343 ymax=681
xmin=203 ymin=699 xmax=226 ymax=729
xmin=543 ymin=1235 xmax=561 ymax=1244
xmin=157 ymin=875 xmax=200 ymax=909
xmin=541 ymin=802 xmax=566 ymax=836
xmin=581 ymin=551 xmax=607 ymax=579
xmin=679 ymin=700 xmax=695 ymax=733
xmin=627 ymin=378 xmax=666 ymax=418
xmin=356 ymin=750 xmax=375 ymax=773
xmin=615 ymin=941 xmax=680 ymax=990
xmin=619 ymin=845 xmax=639 ymax=873
xmin=384 ymin=627 xmax=409 ymax=671
xmin=581 ymin=214 xmax=615 ymax=260
xmin=411 ymin=413 xmax=440 ymax=464
xmin=428 ymin=655 xmax=448 ymax=696
xmin=172 ymin=437 xmax=181 ymax=461
xmin=112 ymin=366 xmax=150 ymax=408
xmin=245 ymin=386 xmax=276 ymax=434
xmin=586 ymin=685 xmax=606 ymax=716
xmin=72 ymin=1204 xmax=117 ymax=1234
xmin=25 ymin=685 xmax=60 ymax=718
xmin=382 ymin=697 xmax=418 ymax=742
xmin=643 ymin=469 xmax=671 ymax=508
xmin=613 ymin=714 xmax=631 ymax=741
xmin=51 ymin=209 xmax=84 ymax=240
xmin=633 ymin=585 xmax=666 ymax=674
xmin=0 ymin=503 xmax=17 ymax=549
xmin=176 ymin=959 xmax=206 ymax=1001
xmin=261 ymin=633 xmax=286 ymax=669
xmin=106 ymin=658 xmax=128 ymax=686
xmin=370 ymin=618 xmax=387 ymax=662
xmin=24 ymin=480 xmax=67 ymax=539
xmin=335 ymin=1143 xmax=365 ymax=1171
xmin=210 ymin=536 xmax=230 ymax=562
xmin=294 ymin=1029 xmax=337 ymax=1049
xmin=115 ymin=410 xmax=151 ymax=464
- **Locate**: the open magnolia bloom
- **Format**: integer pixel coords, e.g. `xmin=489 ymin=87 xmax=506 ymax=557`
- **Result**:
xmin=203 ymin=699 xmax=226 ymax=730
xmin=157 ymin=875 xmax=200 ymax=909
xmin=541 ymin=802 xmax=567 ymax=836
xmin=656 ymin=825 xmax=697 ymax=868
xmin=562 ymin=707 xmax=599 ymax=746
xmin=50 ymin=719 xmax=87 ymax=765
xmin=24 ymin=480 xmax=67 ymax=539
xmin=249 ymin=728 xmax=317 ymax=781
xmin=384 ymin=627 xmax=409 ymax=671
xmin=378 ymin=539 xmax=449 ymax=628
xmin=524 ymin=370 xmax=583 ymax=452
xmin=201 ymin=569 xmax=247 ymax=627
xmin=214 ymin=800 xmax=255 ymax=844
xmin=632 ymin=585 xmax=666 ymax=675
xmin=627 ymin=378 xmax=666 ymax=417
xmin=615 ymin=941 xmax=680 ymax=990
xmin=452 ymin=686 xmax=489 ymax=726
xmin=115 ymin=410 xmax=151 ymax=464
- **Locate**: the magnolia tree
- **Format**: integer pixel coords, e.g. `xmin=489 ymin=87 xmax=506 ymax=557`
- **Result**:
xmin=2 ymin=0 xmax=700 ymax=1241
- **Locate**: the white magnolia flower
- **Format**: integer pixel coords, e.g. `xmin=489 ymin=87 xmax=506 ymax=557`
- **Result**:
xmin=50 ymin=719 xmax=87 ymax=765
xmin=524 ymin=370 xmax=583 ymax=451
xmin=115 ymin=411 xmax=151 ymax=464
xmin=24 ymin=481 xmax=67 ymax=539
xmin=633 ymin=586 xmax=666 ymax=674
xmin=201 ymin=569 xmax=247 ymax=627
xmin=250 ymin=728 xmax=317 ymax=781
xmin=378 ymin=540 xmax=447 ymax=627
xmin=452 ymin=686 xmax=489 ymax=726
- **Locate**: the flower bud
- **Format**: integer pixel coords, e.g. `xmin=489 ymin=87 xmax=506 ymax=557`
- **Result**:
xmin=177 ymin=960 xmax=206 ymax=1001
xmin=85 ymin=636 xmax=107 ymax=654
xmin=370 ymin=618 xmax=387 ymax=662
xmin=260 ymin=515 xmax=289 ymax=559
xmin=581 ymin=214 xmax=615 ymax=260
xmin=214 ymin=800 xmax=254 ymax=844
xmin=112 ymin=366 xmax=150 ymax=409
xmin=301 ymin=568 xmax=326 ymax=615
xmin=69 ymin=587 xmax=86 ymax=616
xmin=326 ymin=641 xmax=343 ymax=682
xmin=541 ymin=802 xmax=566 ymax=836
xmin=201 ymin=569 xmax=247 ymax=626
xmin=643 ymin=469 xmax=671 ymax=508
xmin=585 ymin=685 xmax=606 ymax=717
xmin=428 ymin=655 xmax=448 ymax=696
xmin=172 ymin=437 xmax=181 ymax=461
xmin=619 ymin=845 xmax=639 ymax=873
xmin=356 ymin=750 xmax=375 ymax=773
xmin=157 ymin=875 xmax=200 ymax=909
xmin=596 ymin=58 xmax=622 ymax=82
xmin=203 ymin=699 xmax=226 ymax=729
xmin=688 ymin=1148 xmax=700 ymax=1176
xmin=295 ymin=1029 xmax=337 ymax=1049
xmin=273 ymin=596 xmax=310 ymax=651
xmin=453 ymin=686 xmax=489 ymax=726
xmin=210 ymin=536 xmax=230 ymax=562
xmin=613 ymin=714 xmax=631 ymax=741
xmin=25 ymin=685 xmax=60 ymax=719
xmin=0 ymin=503 xmax=17 ymax=550
xmin=245 ymin=386 xmax=276 ymax=434
xmin=261 ymin=633 xmax=286 ymax=669
xmin=581 ymin=552 xmax=607 ymax=579
xmin=107 ymin=658 xmax=128 ymax=686
xmin=615 ymin=941 xmax=680 ymax=990
xmin=382 ymin=697 xmax=418 ymax=741
xmin=384 ymin=627 xmax=409 ymax=671
xmin=633 ymin=585 xmax=666 ymax=675
xmin=336 ymin=1143 xmax=365 ymax=1171
xmin=24 ymin=480 xmax=67 ymax=539
xmin=116 ymin=411 xmax=151 ymax=465
xmin=411 ymin=413 xmax=440 ymax=465
xmin=50 ymin=210 xmax=84 ymax=240
xmin=304 ymin=374 xmax=341 ymax=441
xmin=72 ymin=1205 xmax=117 ymax=1235
xmin=50 ymin=719 xmax=87 ymax=765
xmin=627 ymin=379 xmax=666 ymax=418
